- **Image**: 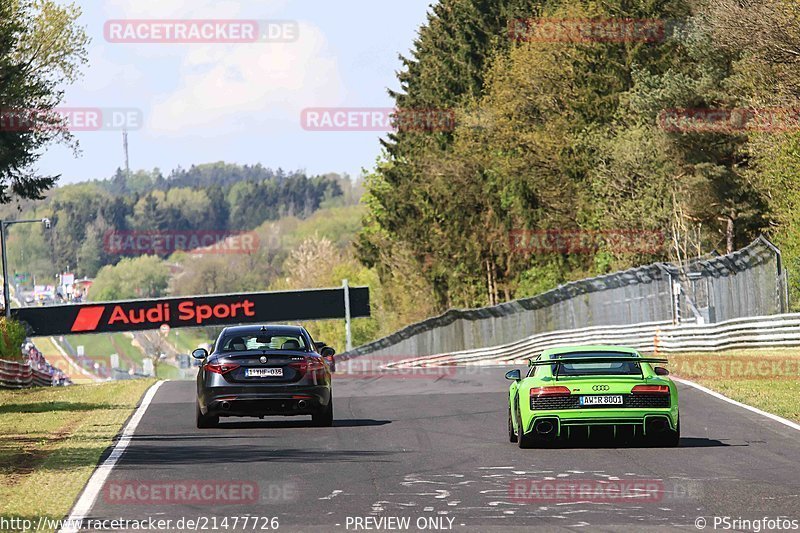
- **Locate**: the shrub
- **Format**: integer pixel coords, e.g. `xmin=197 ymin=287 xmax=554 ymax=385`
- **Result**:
xmin=0 ymin=318 xmax=27 ymax=361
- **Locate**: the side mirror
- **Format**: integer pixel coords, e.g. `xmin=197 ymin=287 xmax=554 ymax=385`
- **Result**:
xmin=654 ymin=366 xmax=670 ymax=376
xmin=505 ymin=369 xmax=521 ymax=381
xmin=192 ymin=348 xmax=208 ymax=360
xmin=320 ymin=346 xmax=336 ymax=358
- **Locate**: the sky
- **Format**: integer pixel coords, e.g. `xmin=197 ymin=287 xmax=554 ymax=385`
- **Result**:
xmin=36 ymin=0 xmax=434 ymax=184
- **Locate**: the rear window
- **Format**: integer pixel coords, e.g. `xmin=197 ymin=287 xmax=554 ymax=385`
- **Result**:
xmin=552 ymin=352 xmax=641 ymax=376
xmin=220 ymin=333 xmax=308 ymax=352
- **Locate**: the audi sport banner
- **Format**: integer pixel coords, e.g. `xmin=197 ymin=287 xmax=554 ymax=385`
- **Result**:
xmin=12 ymin=287 xmax=370 ymax=336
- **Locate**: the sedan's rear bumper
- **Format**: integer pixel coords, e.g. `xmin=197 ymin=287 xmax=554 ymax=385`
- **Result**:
xmin=201 ymin=386 xmax=331 ymax=417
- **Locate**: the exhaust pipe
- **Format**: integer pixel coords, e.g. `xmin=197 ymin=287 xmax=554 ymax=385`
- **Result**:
xmin=534 ymin=419 xmax=556 ymax=436
xmin=297 ymin=400 xmax=308 ymax=409
xmin=220 ymin=401 xmax=231 ymax=410
xmin=647 ymin=417 xmax=668 ymax=433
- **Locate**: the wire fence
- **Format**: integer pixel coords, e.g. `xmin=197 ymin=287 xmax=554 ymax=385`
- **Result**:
xmin=384 ymin=314 xmax=800 ymax=369
xmin=344 ymin=236 xmax=787 ymax=359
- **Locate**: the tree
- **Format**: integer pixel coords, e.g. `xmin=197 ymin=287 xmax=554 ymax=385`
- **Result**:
xmin=0 ymin=0 xmax=89 ymax=203
xmin=699 ymin=0 xmax=800 ymax=304
xmin=77 ymin=215 xmax=112 ymax=278
xmin=90 ymin=256 xmax=169 ymax=301
xmin=361 ymin=0 xmax=713 ymax=310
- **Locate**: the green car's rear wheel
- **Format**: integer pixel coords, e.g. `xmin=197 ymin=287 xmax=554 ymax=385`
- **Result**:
xmin=645 ymin=417 xmax=680 ymax=447
xmin=661 ymin=417 xmax=680 ymax=447
xmin=515 ymin=402 xmax=539 ymax=449
xmin=517 ymin=426 xmax=537 ymax=448
xmin=508 ymin=406 xmax=518 ymax=443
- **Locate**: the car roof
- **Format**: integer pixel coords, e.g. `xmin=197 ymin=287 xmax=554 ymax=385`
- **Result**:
xmin=220 ymin=324 xmax=307 ymax=336
xmin=539 ymin=345 xmax=640 ymax=358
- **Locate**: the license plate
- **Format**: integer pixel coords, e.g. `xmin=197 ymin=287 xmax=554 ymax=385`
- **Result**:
xmin=245 ymin=368 xmax=283 ymax=378
xmin=580 ymin=395 xmax=623 ymax=406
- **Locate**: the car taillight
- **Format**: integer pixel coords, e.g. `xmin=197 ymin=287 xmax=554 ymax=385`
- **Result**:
xmin=205 ymin=362 xmax=240 ymax=375
xmin=631 ymin=385 xmax=670 ymax=394
xmin=289 ymin=360 xmax=307 ymax=373
xmin=530 ymin=386 xmax=571 ymax=397
xmin=290 ymin=357 xmax=325 ymax=380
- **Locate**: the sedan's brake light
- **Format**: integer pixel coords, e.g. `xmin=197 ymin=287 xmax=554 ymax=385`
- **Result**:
xmin=290 ymin=357 xmax=326 ymax=380
xmin=631 ymin=385 xmax=670 ymax=394
xmin=205 ymin=362 xmax=240 ymax=375
xmin=289 ymin=360 xmax=307 ymax=373
xmin=530 ymin=386 xmax=571 ymax=397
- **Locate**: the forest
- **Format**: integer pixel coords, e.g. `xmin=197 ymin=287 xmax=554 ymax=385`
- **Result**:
xmin=358 ymin=0 xmax=800 ymax=318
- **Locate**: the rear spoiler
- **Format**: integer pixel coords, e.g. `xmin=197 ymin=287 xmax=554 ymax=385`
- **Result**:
xmin=527 ymin=357 xmax=669 ymax=366
xmin=527 ymin=356 xmax=669 ymax=380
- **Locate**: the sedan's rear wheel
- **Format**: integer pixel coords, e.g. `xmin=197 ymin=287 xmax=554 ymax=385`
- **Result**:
xmin=196 ymin=402 xmax=218 ymax=429
xmin=312 ymin=396 xmax=334 ymax=427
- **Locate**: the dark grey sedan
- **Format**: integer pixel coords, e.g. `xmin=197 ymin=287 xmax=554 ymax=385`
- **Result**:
xmin=194 ymin=324 xmax=335 ymax=428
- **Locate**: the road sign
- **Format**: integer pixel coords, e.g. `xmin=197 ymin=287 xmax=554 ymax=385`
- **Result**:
xmin=110 ymin=353 xmax=119 ymax=369
xmin=159 ymin=323 xmax=170 ymax=336
xmin=77 ymin=345 xmax=84 ymax=357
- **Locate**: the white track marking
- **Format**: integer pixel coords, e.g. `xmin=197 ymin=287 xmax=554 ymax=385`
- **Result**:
xmin=674 ymin=377 xmax=800 ymax=432
xmin=58 ymin=380 xmax=165 ymax=533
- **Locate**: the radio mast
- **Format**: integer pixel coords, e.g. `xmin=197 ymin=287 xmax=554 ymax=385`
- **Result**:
xmin=123 ymin=128 xmax=130 ymax=177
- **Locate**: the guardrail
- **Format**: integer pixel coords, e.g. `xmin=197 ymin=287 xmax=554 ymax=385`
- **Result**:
xmin=0 ymin=359 xmax=34 ymax=389
xmin=0 ymin=358 xmax=66 ymax=389
xmin=0 ymin=340 xmax=72 ymax=389
xmin=387 ymin=313 xmax=800 ymax=368
xmin=344 ymin=237 xmax=786 ymax=361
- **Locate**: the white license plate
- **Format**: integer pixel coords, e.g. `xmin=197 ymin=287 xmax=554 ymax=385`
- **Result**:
xmin=580 ymin=395 xmax=623 ymax=406
xmin=246 ymin=368 xmax=283 ymax=378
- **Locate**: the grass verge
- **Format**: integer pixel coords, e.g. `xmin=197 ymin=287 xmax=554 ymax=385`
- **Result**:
xmin=0 ymin=380 xmax=155 ymax=529
xmin=167 ymin=328 xmax=211 ymax=354
xmin=668 ymin=348 xmax=800 ymax=423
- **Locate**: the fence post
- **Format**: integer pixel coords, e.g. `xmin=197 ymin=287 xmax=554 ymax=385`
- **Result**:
xmin=343 ymin=279 xmax=352 ymax=352
xmin=672 ymin=282 xmax=682 ymax=325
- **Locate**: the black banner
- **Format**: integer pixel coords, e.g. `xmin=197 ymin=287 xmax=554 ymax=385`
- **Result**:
xmin=12 ymin=287 xmax=370 ymax=336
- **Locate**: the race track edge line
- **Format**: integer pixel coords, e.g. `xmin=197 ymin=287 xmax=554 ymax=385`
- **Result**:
xmin=673 ymin=376 xmax=800 ymax=432
xmin=58 ymin=380 xmax=167 ymax=533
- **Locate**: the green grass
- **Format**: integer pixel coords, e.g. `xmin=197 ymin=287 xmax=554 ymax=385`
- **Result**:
xmin=156 ymin=363 xmax=181 ymax=380
xmin=167 ymin=328 xmax=212 ymax=354
xmin=31 ymin=336 xmax=60 ymax=357
xmin=668 ymin=349 xmax=800 ymax=423
xmin=0 ymin=380 xmax=155 ymax=530
xmin=64 ymin=334 xmax=116 ymax=362
xmin=29 ymin=337 xmax=95 ymax=384
xmin=62 ymin=333 xmax=146 ymax=370
xmin=113 ymin=333 xmax=144 ymax=365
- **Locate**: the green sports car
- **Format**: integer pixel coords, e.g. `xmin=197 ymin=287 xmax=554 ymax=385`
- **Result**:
xmin=506 ymin=345 xmax=679 ymax=448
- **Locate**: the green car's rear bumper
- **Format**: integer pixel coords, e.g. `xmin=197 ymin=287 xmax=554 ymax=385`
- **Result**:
xmin=522 ymin=406 xmax=678 ymax=437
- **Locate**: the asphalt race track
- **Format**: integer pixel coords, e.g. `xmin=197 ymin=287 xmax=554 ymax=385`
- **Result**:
xmin=80 ymin=367 xmax=800 ymax=532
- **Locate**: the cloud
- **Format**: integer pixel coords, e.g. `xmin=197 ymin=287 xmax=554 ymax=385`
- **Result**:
xmin=102 ymin=0 xmax=247 ymax=19
xmin=148 ymin=22 xmax=344 ymax=135
xmin=78 ymin=44 xmax=144 ymax=94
